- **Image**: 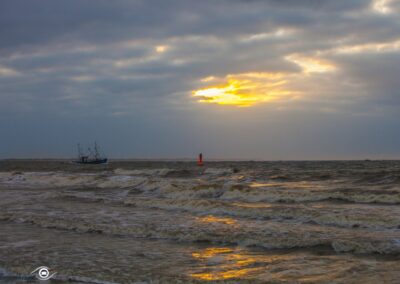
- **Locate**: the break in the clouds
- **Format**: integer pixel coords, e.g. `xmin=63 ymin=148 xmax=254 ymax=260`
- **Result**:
xmin=0 ymin=0 xmax=400 ymax=159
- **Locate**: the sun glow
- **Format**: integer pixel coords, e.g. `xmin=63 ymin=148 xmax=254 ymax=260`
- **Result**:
xmin=193 ymin=72 xmax=293 ymax=107
xmin=193 ymin=81 xmax=257 ymax=107
xmin=155 ymin=45 xmax=167 ymax=53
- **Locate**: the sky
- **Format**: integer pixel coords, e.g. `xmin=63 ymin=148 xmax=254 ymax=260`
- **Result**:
xmin=1 ymin=0 xmax=400 ymax=160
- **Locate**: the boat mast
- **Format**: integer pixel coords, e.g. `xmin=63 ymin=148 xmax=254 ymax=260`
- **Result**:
xmin=77 ymin=143 xmax=83 ymax=158
xmin=94 ymin=142 xmax=99 ymax=160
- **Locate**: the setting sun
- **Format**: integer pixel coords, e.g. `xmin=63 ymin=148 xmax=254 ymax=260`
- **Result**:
xmin=193 ymin=73 xmax=293 ymax=107
xmin=193 ymin=80 xmax=258 ymax=107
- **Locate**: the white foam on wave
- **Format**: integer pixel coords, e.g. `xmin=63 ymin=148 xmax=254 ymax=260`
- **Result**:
xmin=114 ymin=168 xmax=173 ymax=176
xmin=219 ymin=186 xmax=400 ymax=204
xmin=0 ymin=171 xmax=147 ymax=189
xmin=2 ymin=170 xmax=400 ymax=207
xmin=0 ymin=239 xmax=39 ymax=249
xmin=204 ymin=168 xmax=234 ymax=175
xmin=2 ymin=207 xmax=400 ymax=255
xmin=124 ymin=197 xmax=400 ymax=230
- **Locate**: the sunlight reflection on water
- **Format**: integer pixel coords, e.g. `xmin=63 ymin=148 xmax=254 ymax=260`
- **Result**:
xmin=189 ymin=247 xmax=262 ymax=280
xmin=188 ymin=246 xmax=302 ymax=281
xmin=196 ymin=215 xmax=238 ymax=226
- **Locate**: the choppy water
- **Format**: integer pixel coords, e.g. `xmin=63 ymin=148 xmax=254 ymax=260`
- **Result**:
xmin=1 ymin=160 xmax=400 ymax=283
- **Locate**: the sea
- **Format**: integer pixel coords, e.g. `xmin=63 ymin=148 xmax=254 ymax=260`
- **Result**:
xmin=0 ymin=160 xmax=400 ymax=283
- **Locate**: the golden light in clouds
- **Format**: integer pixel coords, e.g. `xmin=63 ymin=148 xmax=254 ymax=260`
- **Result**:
xmin=193 ymin=56 xmax=336 ymax=107
xmin=200 ymin=76 xmax=216 ymax=82
xmin=193 ymin=81 xmax=257 ymax=107
xmin=0 ymin=65 xmax=20 ymax=77
xmin=335 ymin=39 xmax=400 ymax=54
xmin=285 ymin=54 xmax=336 ymax=73
xmin=241 ymin=28 xmax=296 ymax=42
xmin=372 ymin=0 xmax=393 ymax=13
xmin=193 ymin=72 xmax=293 ymax=107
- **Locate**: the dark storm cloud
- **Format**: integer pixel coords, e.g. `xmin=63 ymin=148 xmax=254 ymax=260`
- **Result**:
xmin=0 ymin=0 xmax=372 ymax=51
xmin=1 ymin=0 xmax=400 ymax=159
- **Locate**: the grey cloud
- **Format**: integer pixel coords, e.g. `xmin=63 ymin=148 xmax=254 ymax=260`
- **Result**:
xmin=1 ymin=0 xmax=400 ymax=159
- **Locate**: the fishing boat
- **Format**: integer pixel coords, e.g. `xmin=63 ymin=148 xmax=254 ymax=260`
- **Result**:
xmin=74 ymin=142 xmax=108 ymax=164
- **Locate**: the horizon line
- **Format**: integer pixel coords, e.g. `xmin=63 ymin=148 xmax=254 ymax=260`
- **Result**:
xmin=1 ymin=157 xmax=400 ymax=162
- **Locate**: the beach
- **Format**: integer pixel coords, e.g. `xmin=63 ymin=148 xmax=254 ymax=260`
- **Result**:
xmin=1 ymin=160 xmax=400 ymax=283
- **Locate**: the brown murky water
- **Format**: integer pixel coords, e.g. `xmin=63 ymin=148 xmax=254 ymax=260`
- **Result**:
xmin=1 ymin=160 xmax=400 ymax=283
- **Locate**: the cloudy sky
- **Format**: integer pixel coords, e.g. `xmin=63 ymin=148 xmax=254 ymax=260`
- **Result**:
xmin=1 ymin=0 xmax=400 ymax=159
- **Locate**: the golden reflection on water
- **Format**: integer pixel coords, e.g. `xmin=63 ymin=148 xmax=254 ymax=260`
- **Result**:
xmin=189 ymin=247 xmax=299 ymax=281
xmin=190 ymin=268 xmax=259 ymax=281
xmin=197 ymin=215 xmax=237 ymax=226
xmin=189 ymin=247 xmax=354 ymax=282
xmin=250 ymin=181 xmax=322 ymax=189
xmin=189 ymin=247 xmax=261 ymax=280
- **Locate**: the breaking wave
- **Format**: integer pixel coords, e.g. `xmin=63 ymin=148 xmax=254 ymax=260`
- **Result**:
xmin=1 ymin=162 xmax=400 ymax=259
xmin=1 ymin=210 xmax=400 ymax=255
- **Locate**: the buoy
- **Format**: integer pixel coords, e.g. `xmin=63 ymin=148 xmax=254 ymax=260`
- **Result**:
xmin=197 ymin=153 xmax=204 ymax=166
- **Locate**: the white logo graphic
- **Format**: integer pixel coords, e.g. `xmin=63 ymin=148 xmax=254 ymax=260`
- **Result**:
xmin=31 ymin=266 xmax=57 ymax=281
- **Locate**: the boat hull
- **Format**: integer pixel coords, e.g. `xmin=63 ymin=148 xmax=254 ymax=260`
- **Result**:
xmin=74 ymin=158 xmax=108 ymax=165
